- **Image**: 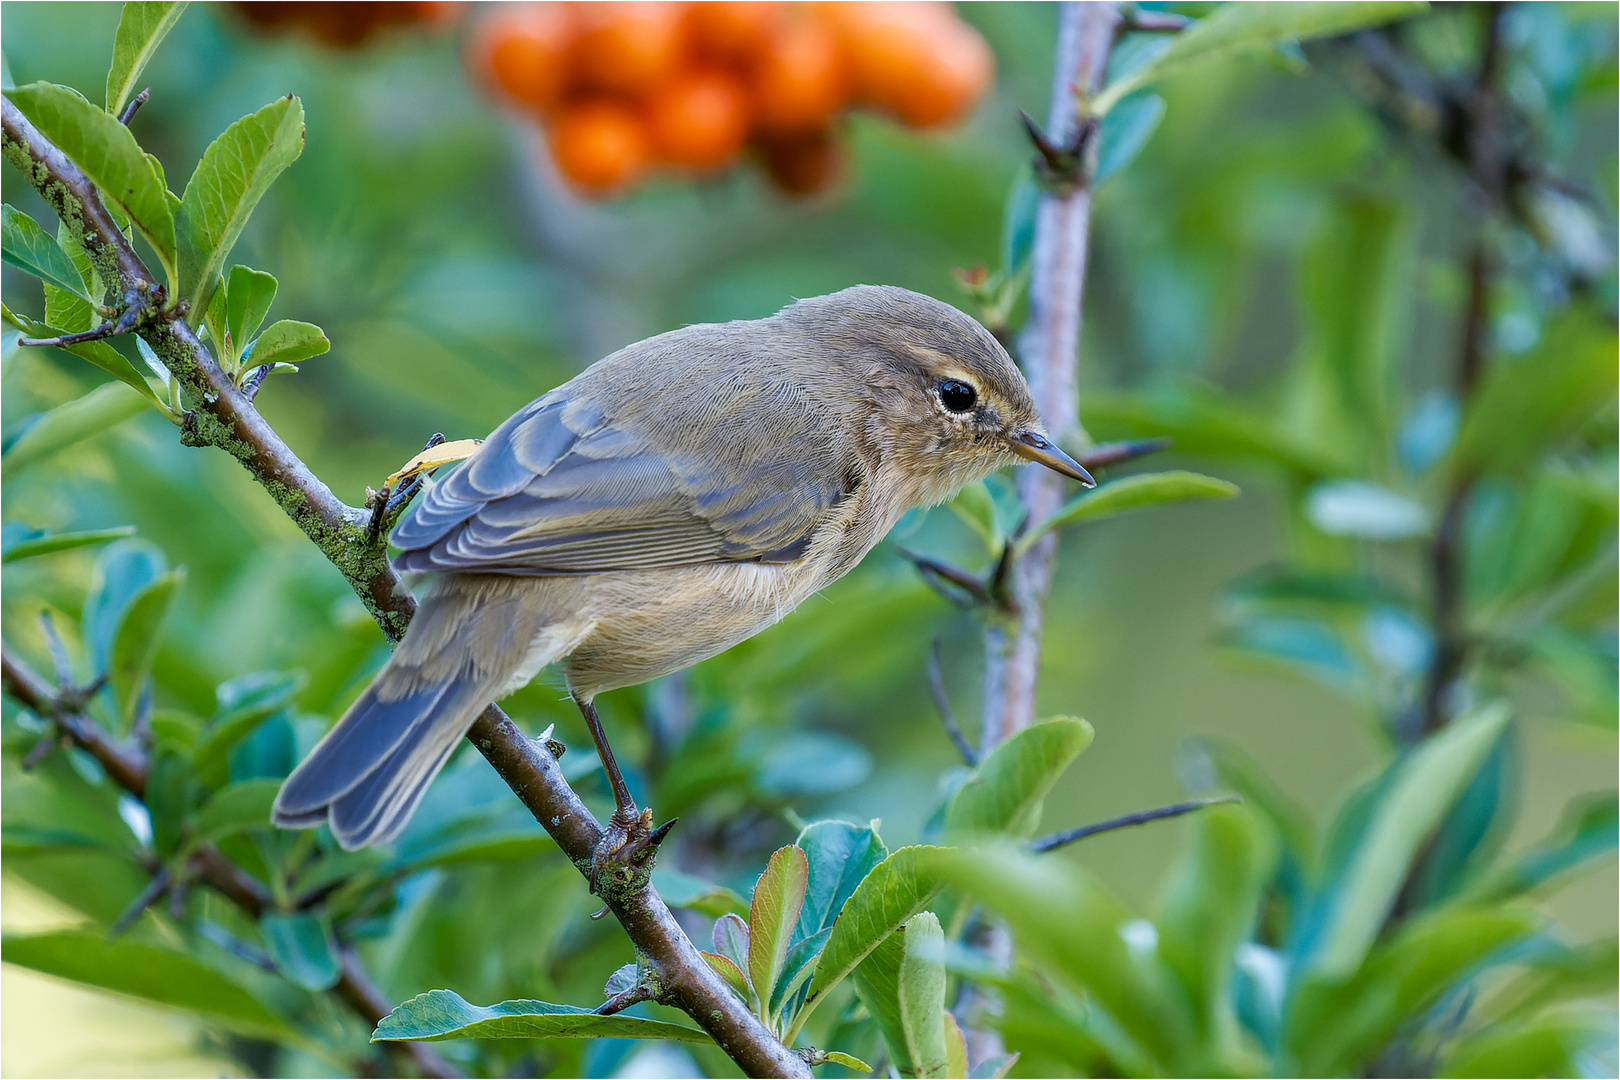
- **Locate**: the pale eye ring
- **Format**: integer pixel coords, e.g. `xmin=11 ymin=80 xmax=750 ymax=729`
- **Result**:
xmin=939 ymin=380 xmax=977 ymax=413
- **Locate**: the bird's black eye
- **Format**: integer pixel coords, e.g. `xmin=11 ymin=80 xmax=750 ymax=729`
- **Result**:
xmin=939 ymin=380 xmax=977 ymax=413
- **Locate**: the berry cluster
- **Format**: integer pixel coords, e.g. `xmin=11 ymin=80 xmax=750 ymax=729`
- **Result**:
xmin=470 ymin=2 xmax=994 ymax=198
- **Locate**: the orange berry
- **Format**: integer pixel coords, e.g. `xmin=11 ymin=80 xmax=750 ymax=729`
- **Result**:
xmin=683 ymin=1 xmax=774 ymax=61
xmin=475 ymin=3 xmax=573 ymax=111
xmin=649 ymin=67 xmax=753 ymax=173
xmin=838 ymin=2 xmax=993 ymax=128
xmin=549 ymin=99 xmax=653 ymax=194
xmin=753 ymin=10 xmax=848 ymax=133
xmin=758 ymin=126 xmax=843 ymax=196
xmin=570 ymin=2 xmax=683 ymax=94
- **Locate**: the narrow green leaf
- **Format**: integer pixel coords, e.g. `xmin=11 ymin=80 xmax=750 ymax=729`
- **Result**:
xmin=261 ymin=911 xmax=340 ymax=991
xmin=1 ymin=931 xmax=289 ymax=1036
xmin=749 ymin=844 xmax=808 ymax=1020
xmin=45 ymin=221 xmax=97 ymax=331
xmin=824 ymin=1051 xmax=874 ymax=1073
xmin=1018 ymin=472 xmax=1238 ymax=555
xmin=1 ymin=525 xmax=136 ymax=563
xmin=1155 ymin=805 xmax=1270 ymax=1042
xmin=928 ymin=845 xmax=1190 ymax=1069
xmin=192 ymin=671 xmax=304 ymax=778
xmin=51 ymin=330 xmax=169 ymax=413
xmin=1303 ymin=701 xmax=1515 ymax=980
xmin=1472 ymin=794 xmax=1618 ymax=902
xmin=225 ymin=265 xmax=277 ymax=360
xmin=4 ymin=82 xmax=176 ymax=275
xmin=189 ymin=778 xmax=280 ymax=844
xmin=801 ymin=846 xmax=944 ymax=1026
xmin=147 ymin=745 xmax=201 ymax=854
xmin=83 ymin=538 xmax=165 ymax=670
xmin=1 ymin=205 xmax=90 ymax=298
xmin=1440 ymin=1017 xmax=1608 ymax=1079
xmin=1 ymin=381 xmax=147 ymax=474
xmin=1289 ymin=907 xmax=1537 ymax=1075
xmin=1096 ymin=93 xmax=1166 ymax=183
xmin=1094 ymin=2 xmax=1428 ymax=113
xmin=107 ymin=567 xmax=184 ymax=726
xmin=244 ymin=319 xmax=328 ymax=368
xmin=105 ymin=2 xmax=188 ymax=116
xmin=176 ymin=96 xmax=304 ymax=321
xmin=943 ymin=1012 xmax=969 ymax=1080
xmin=373 ymin=988 xmax=713 ymax=1043
xmin=946 ymin=716 xmax=1093 ymax=840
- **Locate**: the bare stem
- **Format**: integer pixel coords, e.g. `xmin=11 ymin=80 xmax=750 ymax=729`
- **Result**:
xmin=0 ymin=96 xmax=808 ymax=1078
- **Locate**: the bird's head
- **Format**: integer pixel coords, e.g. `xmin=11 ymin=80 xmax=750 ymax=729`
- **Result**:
xmin=779 ymin=284 xmax=1095 ymax=506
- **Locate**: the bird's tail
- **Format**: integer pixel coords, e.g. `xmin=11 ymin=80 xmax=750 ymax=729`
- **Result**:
xmin=273 ymin=577 xmax=559 ymax=850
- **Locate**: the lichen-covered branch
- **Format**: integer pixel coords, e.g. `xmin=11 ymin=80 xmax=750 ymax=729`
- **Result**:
xmin=1 ymin=97 xmax=808 ymax=1079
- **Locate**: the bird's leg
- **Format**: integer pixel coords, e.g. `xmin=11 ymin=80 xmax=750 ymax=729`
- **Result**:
xmin=575 ymin=695 xmax=676 ymax=894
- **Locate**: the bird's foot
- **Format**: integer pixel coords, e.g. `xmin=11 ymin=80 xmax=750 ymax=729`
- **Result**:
xmin=589 ymin=805 xmax=678 ymax=897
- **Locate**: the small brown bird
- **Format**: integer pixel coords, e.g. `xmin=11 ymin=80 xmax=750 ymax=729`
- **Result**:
xmin=273 ymin=285 xmax=1092 ymax=857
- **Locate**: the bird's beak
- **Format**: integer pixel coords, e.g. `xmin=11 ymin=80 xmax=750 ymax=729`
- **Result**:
xmin=1007 ymin=431 xmax=1097 ymax=488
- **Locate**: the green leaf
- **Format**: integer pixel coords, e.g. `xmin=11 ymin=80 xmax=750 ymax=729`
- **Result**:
xmin=373 ymin=988 xmax=713 ymax=1043
xmin=1440 ymin=1016 xmax=1609 ymax=1079
xmin=82 ymin=538 xmax=165 ymax=673
xmin=147 ymin=745 xmax=202 ymax=854
xmin=824 ymin=1050 xmax=874 ymax=1073
xmin=1288 ymin=907 xmax=1537 ymax=1076
xmin=1094 ymin=2 xmax=1428 ymax=113
xmin=44 ymin=221 xmax=96 ymax=330
xmin=653 ymin=866 xmax=748 ymax=919
xmin=244 ymin=319 xmax=328 ymax=368
xmin=1 ymin=381 xmax=148 ymax=474
xmin=1 ymin=931 xmax=288 ymax=1036
xmin=1017 ymin=473 xmax=1238 ymax=555
xmin=225 ymin=264 xmax=277 ymax=364
xmin=1452 ymin=313 xmax=1619 ymax=477
xmin=1301 ymin=701 xmax=1515 ymax=981
xmin=4 ymin=82 xmax=176 ymax=277
xmin=794 ymin=819 xmax=888 ymax=943
xmin=852 ymin=912 xmax=949 ymax=1079
xmin=945 ymin=480 xmax=1000 ymax=550
xmin=176 ymin=96 xmax=304 ymax=322
xmin=946 ymin=717 xmax=1093 ymax=839
xmin=1298 ymin=194 xmax=1413 ymax=458
xmin=1 ymin=525 xmax=135 ymax=563
xmin=1156 ymin=805 xmax=1270 ymax=1049
xmin=391 ymin=820 xmax=553 ymax=871
xmin=1096 ymin=93 xmax=1166 ymax=183
xmin=188 ymin=778 xmax=280 ymax=844
xmin=1473 ymin=794 xmax=1618 ymax=902
xmin=107 ymin=567 xmax=183 ymax=726
xmin=928 ymin=845 xmax=1190 ymax=1070
xmin=749 ymin=844 xmax=808 ymax=1022
xmin=798 ymin=846 xmax=944 ymax=1037
xmin=192 ymin=670 xmax=304 ymax=781
xmin=2 ymin=205 xmax=90 ymax=299
xmin=260 ymin=911 xmax=340 ymax=991
xmin=105 ymin=2 xmax=188 ymax=116
xmin=943 ymin=1013 xmax=969 ymax=1080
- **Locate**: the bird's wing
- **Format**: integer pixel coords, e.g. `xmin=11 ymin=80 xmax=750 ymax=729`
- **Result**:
xmin=390 ymin=392 xmax=850 ymax=574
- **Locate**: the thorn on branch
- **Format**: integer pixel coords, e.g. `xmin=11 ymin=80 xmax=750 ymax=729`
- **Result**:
xmin=928 ymin=640 xmax=978 ymax=767
xmin=1076 ymin=438 xmax=1173 ymax=471
xmin=117 ymin=88 xmax=151 ymax=126
xmin=1029 ymin=795 xmax=1241 ymax=853
xmin=19 ymin=317 xmax=125 ymax=349
xmin=1020 ymin=109 xmax=1098 ymax=193
xmin=897 ymin=548 xmax=993 ymax=608
xmin=595 ymin=980 xmax=657 ymax=1015
xmin=111 ymin=865 xmax=172 ymax=935
xmin=20 ymin=732 xmax=62 ymax=771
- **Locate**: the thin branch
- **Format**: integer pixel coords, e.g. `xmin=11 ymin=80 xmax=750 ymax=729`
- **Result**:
xmin=1029 ymin=796 xmax=1241 ymax=853
xmin=928 ymin=640 xmax=978 ymax=767
xmin=0 ymin=96 xmax=809 ymax=1078
xmin=117 ymin=87 xmax=150 ymax=126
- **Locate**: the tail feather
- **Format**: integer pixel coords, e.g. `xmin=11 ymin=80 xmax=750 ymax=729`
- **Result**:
xmin=272 ymin=575 xmax=567 ymax=850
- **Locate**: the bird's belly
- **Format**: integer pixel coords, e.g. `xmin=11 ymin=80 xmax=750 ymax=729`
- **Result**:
xmin=560 ymin=560 xmax=819 ymax=696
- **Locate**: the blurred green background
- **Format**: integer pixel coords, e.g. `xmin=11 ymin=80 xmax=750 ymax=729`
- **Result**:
xmin=2 ymin=2 xmax=1614 ymax=1076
